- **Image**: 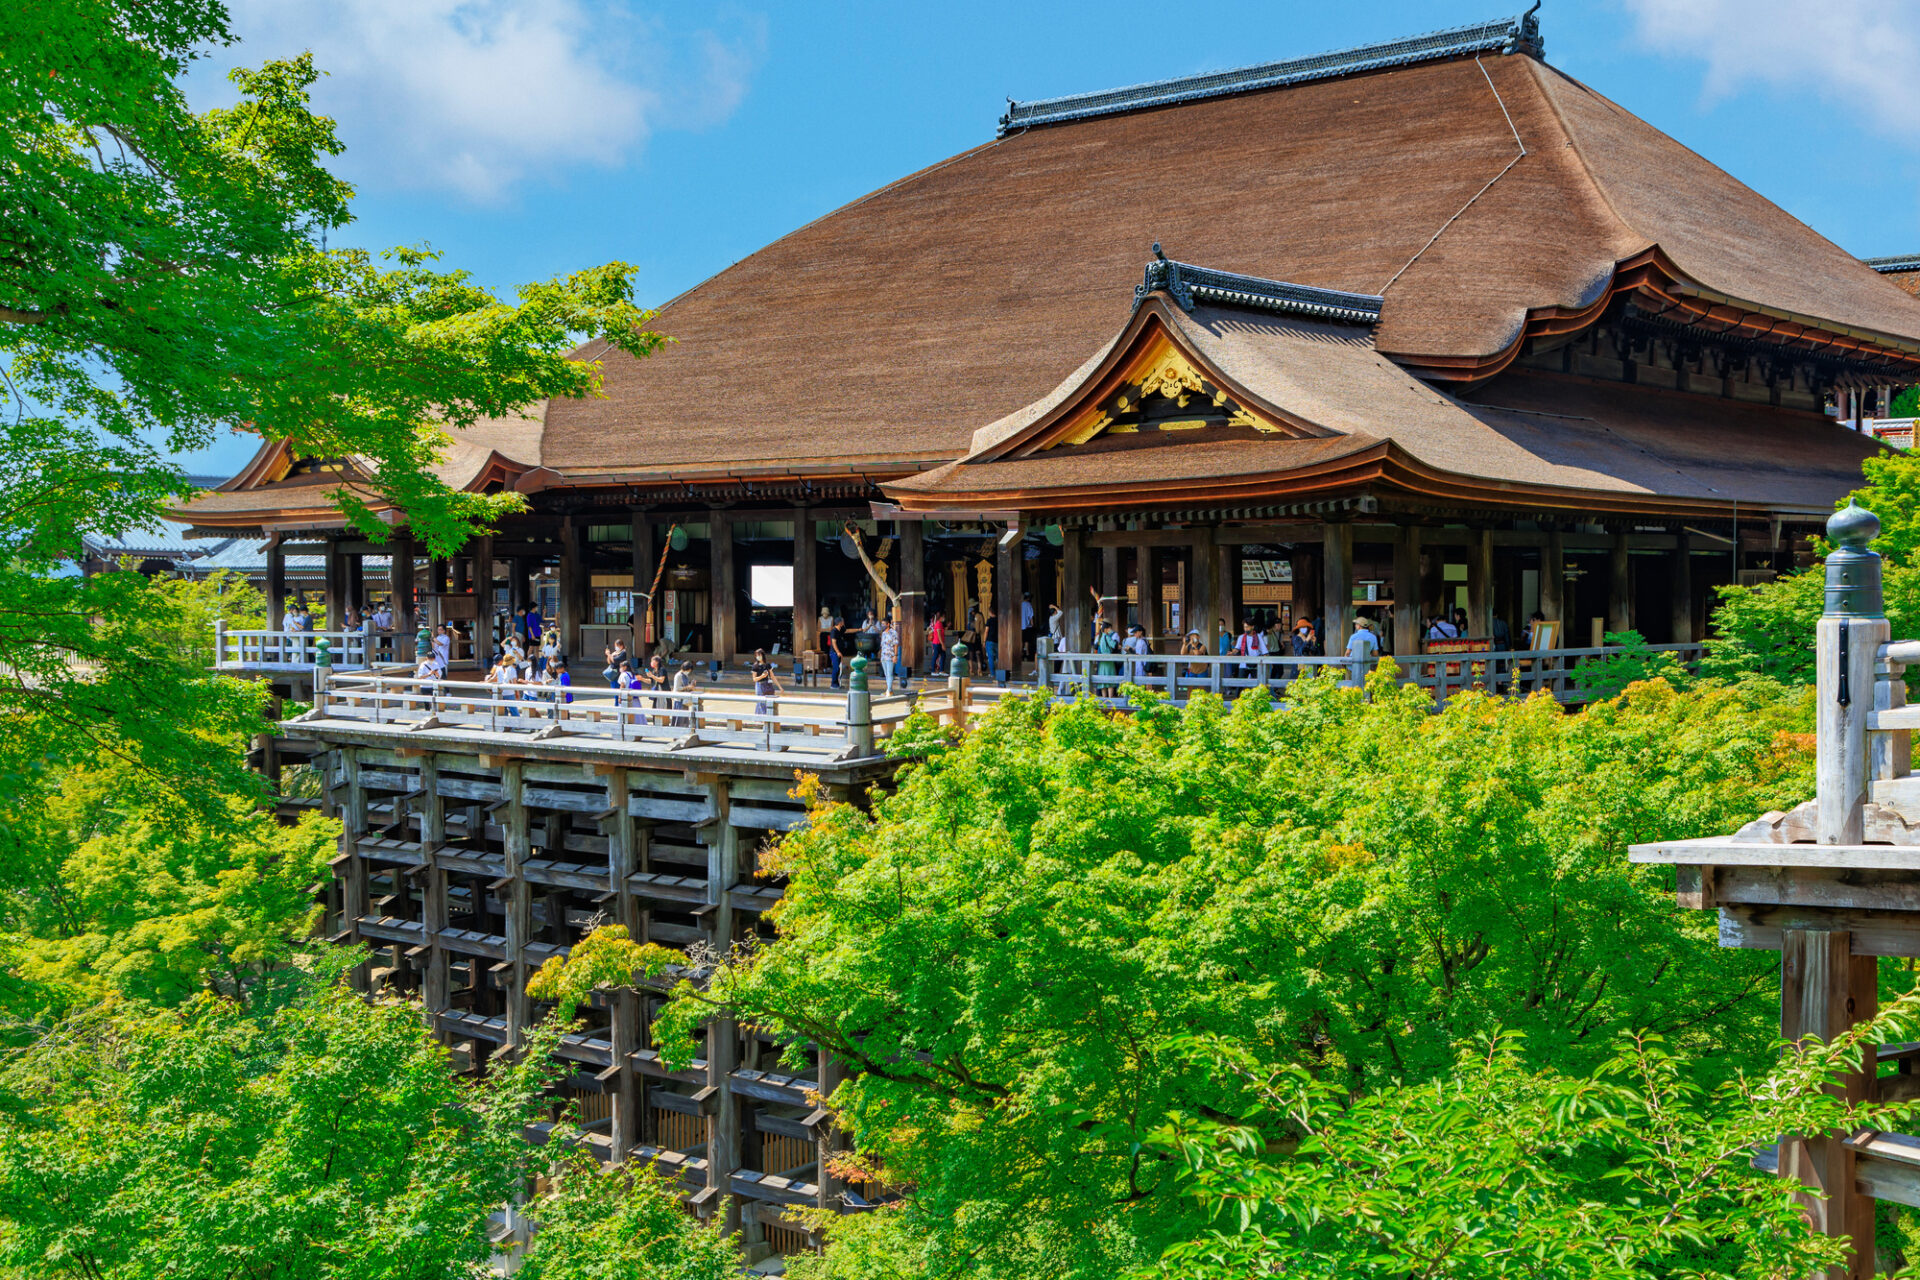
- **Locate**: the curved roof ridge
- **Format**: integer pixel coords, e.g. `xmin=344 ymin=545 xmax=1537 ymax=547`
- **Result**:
xmin=1516 ymin=59 xmax=1645 ymax=261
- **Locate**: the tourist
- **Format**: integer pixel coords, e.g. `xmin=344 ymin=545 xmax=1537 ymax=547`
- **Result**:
xmin=879 ymin=618 xmax=901 ymax=694
xmin=602 ymin=637 xmax=632 ymax=687
xmin=1217 ymin=618 xmax=1234 ymax=656
xmin=1491 ymin=613 xmax=1512 ymax=650
xmin=616 ymin=659 xmax=638 ymax=724
xmin=832 ymin=617 xmax=857 ymax=690
xmin=672 ymin=660 xmax=697 ymax=728
xmin=1093 ymin=618 xmax=1122 ymax=685
xmin=430 ymin=624 xmax=452 ymax=675
xmin=749 ymin=648 xmax=784 ymax=718
xmin=1183 ymin=629 xmax=1208 ymax=677
xmin=1046 ymin=603 xmax=1065 ymax=653
xmin=642 ymin=653 xmax=667 ymax=725
xmin=928 ymin=612 xmax=947 ymax=675
xmin=526 ymin=603 xmax=543 ymax=647
xmin=1452 ymin=607 xmax=1470 ymax=636
xmin=1232 ymin=618 xmax=1266 ymax=679
xmin=959 ymin=613 xmax=981 ymax=677
xmin=540 ymin=629 xmax=561 ymax=664
xmin=372 ymin=600 xmax=393 ymax=631
xmin=1291 ymin=618 xmax=1316 ymax=656
xmin=413 ymin=654 xmax=439 ymax=684
xmin=548 ymin=656 xmax=572 ymax=718
xmin=818 ymin=603 xmax=833 ymax=643
xmin=1345 ymin=616 xmax=1380 ymax=687
xmin=985 ymin=612 xmax=1000 ymax=679
xmin=1426 ymin=613 xmax=1458 ymax=642
xmin=1123 ymin=623 xmax=1151 ymax=686
xmin=1020 ymin=592 xmax=1035 ymax=659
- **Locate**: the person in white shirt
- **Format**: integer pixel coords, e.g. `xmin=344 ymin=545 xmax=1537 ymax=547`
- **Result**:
xmin=1231 ymin=618 xmax=1267 ymax=680
xmin=1122 ymin=624 xmax=1151 ymax=685
xmin=1345 ymin=617 xmax=1380 ymax=687
xmin=1046 ymin=604 xmax=1065 ymax=652
xmin=879 ymin=620 xmax=901 ymax=694
xmin=430 ymin=624 xmax=452 ymax=675
xmin=1426 ymin=615 xmax=1458 ymax=642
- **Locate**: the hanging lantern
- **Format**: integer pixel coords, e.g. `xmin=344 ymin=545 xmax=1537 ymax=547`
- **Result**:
xmin=1044 ymin=524 xmax=1064 ymax=547
xmin=668 ymin=526 xmax=689 ymax=552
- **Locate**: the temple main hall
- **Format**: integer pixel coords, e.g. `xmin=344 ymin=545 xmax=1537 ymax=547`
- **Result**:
xmin=176 ymin=10 xmax=1920 ymax=675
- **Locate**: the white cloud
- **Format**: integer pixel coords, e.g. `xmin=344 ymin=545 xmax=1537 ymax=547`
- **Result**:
xmin=1621 ymin=0 xmax=1920 ymax=143
xmin=198 ymin=1 xmax=765 ymax=203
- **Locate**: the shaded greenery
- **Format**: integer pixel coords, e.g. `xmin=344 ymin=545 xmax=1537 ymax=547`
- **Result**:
xmin=652 ymin=671 xmax=1816 ymax=1278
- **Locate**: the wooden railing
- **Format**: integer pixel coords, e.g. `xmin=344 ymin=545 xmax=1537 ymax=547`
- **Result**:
xmin=1035 ymin=642 xmax=1706 ymax=708
xmin=213 ymin=623 xmax=416 ymax=670
xmin=303 ymin=670 xmax=921 ymax=758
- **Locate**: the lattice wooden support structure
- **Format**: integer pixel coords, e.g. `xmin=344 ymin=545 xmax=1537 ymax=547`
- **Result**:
xmin=1635 ymin=503 xmax=1920 ymax=1280
xmin=300 ymin=663 xmax=907 ymax=1254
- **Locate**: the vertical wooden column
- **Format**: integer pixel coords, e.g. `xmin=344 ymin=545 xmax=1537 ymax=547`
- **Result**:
xmin=898 ymin=520 xmax=925 ymax=672
xmin=1137 ymin=544 xmax=1163 ymax=652
xmin=419 ymin=755 xmax=448 ymax=1026
xmin=1061 ymin=528 xmax=1089 ymax=651
xmin=996 ymin=533 xmax=1021 ymax=679
xmin=501 ymin=760 xmax=532 ymax=1046
xmin=1607 ymin=530 xmax=1631 ymax=636
xmin=603 ymin=767 xmax=643 ymax=1161
xmin=323 ymin=540 xmax=343 ymax=632
xmin=704 ymin=779 xmax=741 ymax=1228
xmin=1392 ymin=525 xmax=1422 ymax=657
xmin=266 ymin=539 xmax=287 ymax=630
xmin=508 ymin=556 xmax=529 ymax=626
xmin=473 ymin=535 xmax=495 ymax=667
xmin=816 ymin=1049 xmax=850 ymax=1213
xmin=388 ymin=535 xmax=415 ymax=636
xmin=793 ymin=509 xmax=819 ymax=660
xmin=1779 ymin=928 xmax=1877 ymax=1280
xmin=1541 ymin=529 xmax=1565 ymax=623
xmin=1100 ymin=546 xmax=1122 ymax=631
xmin=631 ymin=512 xmax=655 ymax=659
xmin=1322 ymin=523 xmax=1353 ymax=653
xmin=1467 ymin=527 xmax=1493 ymax=637
xmin=1189 ymin=533 xmax=1217 ymax=652
xmin=1670 ymin=531 xmax=1694 ymax=644
xmin=710 ymin=511 xmax=736 ymax=665
xmin=557 ymin=516 xmax=583 ymax=660
xmin=346 ymin=551 xmax=365 ymax=617
xmin=1291 ymin=544 xmax=1319 ymax=629
xmin=343 ymin=750 xmax=370 ymax=991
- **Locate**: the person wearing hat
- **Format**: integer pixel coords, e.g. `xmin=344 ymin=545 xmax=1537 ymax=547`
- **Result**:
xmin=1122 ymin=623 xmax=1151 ymax=687
xmin=672 ymin=659 xmax=697 ymax=728
xmin=1345 ymin=616 xmax=1380 ymax=687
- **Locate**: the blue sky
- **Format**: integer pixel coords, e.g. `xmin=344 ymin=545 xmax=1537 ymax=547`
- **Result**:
xmin=179 ymin=0 xmax=1920 ymax=473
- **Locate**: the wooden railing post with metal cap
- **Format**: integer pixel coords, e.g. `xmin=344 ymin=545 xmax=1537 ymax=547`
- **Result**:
xmin=1818 ymin=502 xmax=1887 ymax=845
xmin=946 ymin=642 xmax=969 ymax=728
xmin=313 ymin=639 xmax=331 ymax=717
xmin=846 ymin=655 xmax=874 ymax=757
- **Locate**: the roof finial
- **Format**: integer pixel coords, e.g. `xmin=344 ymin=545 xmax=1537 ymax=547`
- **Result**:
xmin=1152 ymin=242 xmax=1166 ymax=262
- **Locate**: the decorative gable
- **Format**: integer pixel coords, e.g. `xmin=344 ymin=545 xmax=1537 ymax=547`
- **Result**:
xmin=1049 ymin=334 xmax=1279 ymax=448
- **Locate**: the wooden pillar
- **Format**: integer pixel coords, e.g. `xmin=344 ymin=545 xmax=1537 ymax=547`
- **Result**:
xmin=603 ymin=767 xmax=643 ymax=1161
xmin=996 ymin=532 xmax=1021 ymax=679
xmin=1392 ymin=525 xmax=1422 ymax=657
xmin=710 ymin=511 xmax=736 ymax=665
xmin=1467 ymin=527 xmax=1493 ymax=638
xmin=1137 ymin=545 xmax=1163 ymax=652
xmin=1189 ymin=532 xmax=1218 ymax=652
xmin=473 ymin=535 xmax=495 ymax=667
xmin=1541 ymin=529 xmax=1565 ymax=623
xmin=1061 ymin=528 xmax=1089 ymax=651
xmin=1215 ymin=541 xmax=1238 ymax=637
xmin=898 ymin=520 xmax=925 ymax=671
xmin=1778 ymin=928 xmax=1877 ymax=1280
xmin=1100 ymin=547 xmax=1122 ymax=631
xmin=1608 ymin=530 xmax=1631 ymax=637
xmin=323 ymin=540 xmax=343 ymax=632
xmin=342 ymin=750 xmax=370 ymax=991
xmin=419 ymin=755 xmax=448 ymax=1027
xmin=508 ymin=556 xmax=529 ymax=625
xmin=816 ymin=1049 xmax=850 ymax=1212
xmin=1322 ymin=523 xmax=1352 ymax=653
xmin=793 ymin=509 xmax=818 ymax=660
xmin=1292 ymin=545 xmax=1319 ymax=629
xmin=346 ymin=551 xmax=365 ymax=616
xmin=501 ymin=761 xmax=532 ymax=1046
xmin=1671 ymin=531 xmax=1694 ymax=644
xmin=388 ymin=535 xmax=415 ymax=635
xmin=266 ymin=538 xmax=286 ymax=630
xmin=631 ymin=511 xmax=655 ymax=660
xmin=705 ymin=780 xmax=741 ymax=1229
xmin=557 ymin=516 xmax=583 ymax=660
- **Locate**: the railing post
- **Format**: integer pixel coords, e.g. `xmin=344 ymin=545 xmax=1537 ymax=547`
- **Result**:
xmin=846 ymin=655 xmax=874 ymax=756
xmin=947 ymin=641 xmax=970 ymax=727
xmin=1818 ymin=503 xmax=1887 ymax=845
xmin=213 ymin=618 xmax=228 ymax=668
xmin=313 ymin=639 xmax=332 ymax=717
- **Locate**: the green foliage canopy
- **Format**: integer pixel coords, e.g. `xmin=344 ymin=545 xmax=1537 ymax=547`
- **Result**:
xmin=659 ymin=673 xmax=1815 ymax=1278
